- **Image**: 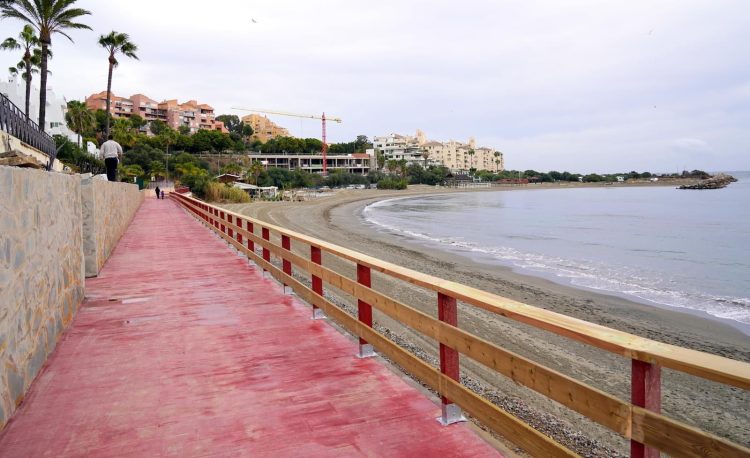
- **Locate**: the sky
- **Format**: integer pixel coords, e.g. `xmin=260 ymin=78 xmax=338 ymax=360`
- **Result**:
xmin=1 ymin=0 xmax=749 ymax=173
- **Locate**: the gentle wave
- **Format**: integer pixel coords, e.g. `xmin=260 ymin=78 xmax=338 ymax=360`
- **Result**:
xmin=362 ymin=201 xmax=750 ymax=326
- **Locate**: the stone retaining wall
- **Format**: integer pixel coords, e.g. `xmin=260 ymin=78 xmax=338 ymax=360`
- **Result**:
xmin=0 ymin=166 xmax=142 ymax=427
xmin=82 ymin=178 xmax=145 ymax=277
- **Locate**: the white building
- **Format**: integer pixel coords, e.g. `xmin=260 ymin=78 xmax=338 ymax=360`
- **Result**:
xmin=373 ymin=129 xmax=504 ymax=173
xmin=0 ymin=76 xmax=98 ymax=156
xmin=372 ymin=130 xmax=431 ymax=167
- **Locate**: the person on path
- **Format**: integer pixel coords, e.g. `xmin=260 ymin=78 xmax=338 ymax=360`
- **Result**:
xmin=160 ymin=190 xmax=165 ymax=200
xmin=101 ymin=134 xmax=123 ymax=182
xmin=155 ymin=186 xmax=161 ymax=199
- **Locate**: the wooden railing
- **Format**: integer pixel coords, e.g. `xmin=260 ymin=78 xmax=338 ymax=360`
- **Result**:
xmin=171 ymin=192 xmax=750 ymax=458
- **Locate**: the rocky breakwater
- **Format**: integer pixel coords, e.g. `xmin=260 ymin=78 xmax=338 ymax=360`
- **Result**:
xmin=678 ymin=173 xmax=737 ymax=190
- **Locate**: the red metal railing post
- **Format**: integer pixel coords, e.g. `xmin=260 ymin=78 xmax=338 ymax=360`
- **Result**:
xmin=236 ymin=217 xmax=243 ymax=244
xmin=261 ymin=227 xmax=271 ymax=275
xmin=214 ymin=209 xmax=219 ymax=229
xmin=310 ymin=246 xmax=325 ymax=319
xmin=227 ymin=214 xmax=234 ymax=238
xmin=437 ymin=292 xmax=465 ymax=425
xmin=247 ymin=221 xmax=255 ymax=253
xmin=356 ymin=263 xmax=374 ymax=358
xmin=220 ymin=211 xmax=226 ymax=233
xmin=281 ymin=234 xmax=292 ymax=293
xmin=631 ymin=360 xmax=662 ymax=458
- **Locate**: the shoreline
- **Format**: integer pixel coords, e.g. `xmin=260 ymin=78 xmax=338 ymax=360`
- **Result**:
xmin=223 ymin=184 xmax=750 ymax=451
xmin=359 ymin=195 xmax=750 ymax=336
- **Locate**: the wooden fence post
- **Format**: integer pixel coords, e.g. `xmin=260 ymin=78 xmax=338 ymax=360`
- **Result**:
xmin=631 ymin=360 xmax=661 ymax=458
xmin=310 ymin=246 xmax=325 ymax=319
xmin=437 ymin=292 xmax=465 ymax=425
xmin=356 ymin=263 xmax=374 ymax=358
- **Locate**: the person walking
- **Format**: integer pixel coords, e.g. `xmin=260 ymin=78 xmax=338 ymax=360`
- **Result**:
xmin=101 ymin=134 xmax=123 ymax=182
xmin=155 ymin=186 xmax=161 ymax=199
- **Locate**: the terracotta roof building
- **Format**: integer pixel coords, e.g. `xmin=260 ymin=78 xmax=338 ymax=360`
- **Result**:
xmin=240 ymin=113 xmax=290 ymax=143
xmin=85 ymin=91 xmax=227 ymax=134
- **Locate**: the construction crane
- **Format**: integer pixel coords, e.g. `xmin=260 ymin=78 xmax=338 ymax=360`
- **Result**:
xmin=231 ymin=107 xmax=342 ymax=175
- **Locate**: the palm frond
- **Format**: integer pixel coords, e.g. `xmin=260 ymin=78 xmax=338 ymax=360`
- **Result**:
xmin=1 ymin=37 xmax=20 ymax=50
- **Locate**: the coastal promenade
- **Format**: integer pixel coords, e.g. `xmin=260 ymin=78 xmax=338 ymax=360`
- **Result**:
xmin=0 ymin=198 xmax=499 ymax=456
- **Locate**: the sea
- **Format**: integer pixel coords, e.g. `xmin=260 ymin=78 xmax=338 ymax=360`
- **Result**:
xmin=362 ymin=172 xmax=750 ymax=334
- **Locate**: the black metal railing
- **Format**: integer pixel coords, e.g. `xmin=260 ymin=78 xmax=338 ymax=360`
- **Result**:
xmin=0 ymin=92 xmax=56 ymax=158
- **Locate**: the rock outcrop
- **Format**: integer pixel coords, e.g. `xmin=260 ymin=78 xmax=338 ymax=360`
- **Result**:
xmin=678 ymin=174 xmax=737 ymax=190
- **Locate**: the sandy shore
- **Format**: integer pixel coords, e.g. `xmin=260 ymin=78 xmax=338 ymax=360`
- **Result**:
xmin=223 ymin=183 xmax=749 ymax=454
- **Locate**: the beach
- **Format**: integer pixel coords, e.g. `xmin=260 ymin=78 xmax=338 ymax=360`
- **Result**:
xmin=224 ymin=183 xmax=750 ymax=454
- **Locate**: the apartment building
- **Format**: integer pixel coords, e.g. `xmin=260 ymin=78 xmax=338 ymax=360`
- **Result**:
xmin=241 ymin=114 xmax=290 ymax=143
xmin=84 ymin=91 xmax=228 ymax=134
xmin=373 ymin=130 xmax=504 ymax=173
xmin=248 ymin=152 xmax=373 ymax=175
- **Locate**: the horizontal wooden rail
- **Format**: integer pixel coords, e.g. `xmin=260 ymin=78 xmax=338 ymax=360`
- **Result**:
xmin=171 ymin=192 xmax=750 ymax=457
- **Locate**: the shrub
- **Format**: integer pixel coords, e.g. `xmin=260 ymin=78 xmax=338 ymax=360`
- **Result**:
xmin=203 ymin=182 xmax=250 ymax=203
xmin=377 ymin=177 xmax=408 ymax=190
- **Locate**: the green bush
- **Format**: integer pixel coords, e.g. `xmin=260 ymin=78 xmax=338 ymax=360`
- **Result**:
xmin=377 ymin=177 xmax=408 ymax=190
xmin=203 ymin=182 xmax=250 ymax=203
xmin=53 ymin=135 xmax=105 ymax=174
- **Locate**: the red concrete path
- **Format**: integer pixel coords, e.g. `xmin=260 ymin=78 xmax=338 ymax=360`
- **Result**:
xmin=0 ymin=197 xmax=500 ymax=457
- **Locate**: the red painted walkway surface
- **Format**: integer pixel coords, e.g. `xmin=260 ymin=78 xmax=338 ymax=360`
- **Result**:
xmin=0 ymin=198 xmax=500 ymax=457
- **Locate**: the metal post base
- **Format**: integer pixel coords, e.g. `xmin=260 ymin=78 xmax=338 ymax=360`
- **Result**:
xmin=312 ymin=308 xmax=326 ymax=320
xmin=437 ymin=403 xmax=466 ymax=426
xmin=357 ymin=343 xmax=375 ymax=358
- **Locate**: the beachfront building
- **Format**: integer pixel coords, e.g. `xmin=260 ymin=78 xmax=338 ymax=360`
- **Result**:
xmin=84 ymin=91 xmax=228 ymax=134
xmin=240 ymin=114 xmax=290 ymax=143
xmin=1 ymin=76 xmax=100 ymax=156
xmin=372 ymin=130 xmax=432 ymax=167
xmin=248 ymin=152 xmax=374 ymax=175
xmin=373 ymin=129 xmax=504 ymax=173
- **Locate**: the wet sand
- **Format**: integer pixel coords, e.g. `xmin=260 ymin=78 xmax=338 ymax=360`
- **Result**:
xmin=223 ymin=184 xmax=749 ymax=454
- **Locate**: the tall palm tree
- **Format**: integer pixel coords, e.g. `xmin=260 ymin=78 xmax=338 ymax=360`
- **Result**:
xmin=1 ymin=0 xmax=92 ymax=130
xmin=8 ymin=47 xmax=52 ymax=105
xmin=420 ymin=148 xmax=431 ymax=169
xmin=1 ymin=24 xmax=38 ymax=118
xmin=65 ymin=100 xmax=94 ymax=148
xmin=98 ymin=31 xmax=139 ymax=138
xmin=493 ymin=151 xmax=501 ymax=172
xmin=247 ymin=160 xmax=264 ymax=185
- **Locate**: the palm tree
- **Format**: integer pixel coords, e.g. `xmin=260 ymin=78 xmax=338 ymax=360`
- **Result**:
xmin=111 ymin=118 xmax=135 ymax=147
xmin=98 ymin=31 xmax=139 ymax=138
xmin=493 ymin=151 xmax=501 ymax=172
xmin=1 ymin=25 xmax=38 ymax=118
xmin=221 ymin=162 xmax=243 ymax=175
xmin=421 ymin=148 xmax=431 ymax=169
xmin=375 ymin=150 xmax=385 ymax=171
xmin=65 ymin=100 xmax=94 ymax=148
xmin=467 ymin=149 xmax=475 ymax=172
xmin=1 ymin=0 xmax=92 ymax=130
xmin=247 ymin=160 xmax=264 ymax=185
xmin=149 ymin=160 xmax=166 ymax=180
